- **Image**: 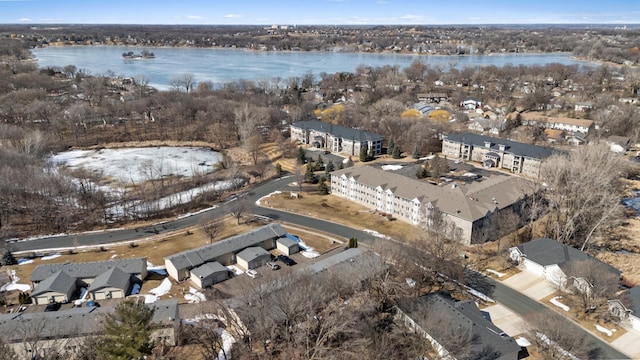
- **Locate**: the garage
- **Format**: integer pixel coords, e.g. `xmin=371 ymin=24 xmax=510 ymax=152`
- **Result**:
xmin=277 ymin=235 xmax=300 ymax=256
xmin=190 ymin=262 xmax=229 ymax=288
xmin=31 ymin=271 xmax=76 ymax=305
xmin=522 ymin=259 xmax=545 ymax=278
xmin=87 ymin=267 xmax=131 ymax=301
xmin=236 ymin=247 xmax=271 ymax=270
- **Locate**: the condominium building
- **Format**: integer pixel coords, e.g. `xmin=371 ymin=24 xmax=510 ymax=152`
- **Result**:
xmin=290 ymin=120 xmax=383 ymax=157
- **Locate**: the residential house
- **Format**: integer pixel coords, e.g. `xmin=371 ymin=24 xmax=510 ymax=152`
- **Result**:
xmin=290 ymin=120 xmax=383 ymax=157
xmin=509 ymin=238 xmax=621 ymax=290
xmin=276 ymin=235 xmax=300 ymax=255
xmin=608 ymin=286 xmax=640 ymax=331
xmin=519 ymin=112 xmax=594 ymax=135
xmin=460 ymin=98 xmax=482 ymax=110
xmin=0 ymin=299 xmax=179 ymax=358
xmin=164 ymin=223 xmax=293 ymax=287
xmin=397 ymin=293 xmax=521 ymax=360
xmin=330 ymin=166 xmax=535 ymax=244
xmin=574 ymin=102 xmax=593 ymax=112
xmin=417 ymin=92 xmax=448 ymax=103
xmin=30 ymin=258 xmax=147 ymax=305
xmin=467 ymin=117 xmax=505 ymax=135
xmin=442 ymin=133 xmax=555 ymax=178
xmin=413 ymin=102 xmax=435 ymax=116
xmin=566 ymin=135 xmax=586 ymax=146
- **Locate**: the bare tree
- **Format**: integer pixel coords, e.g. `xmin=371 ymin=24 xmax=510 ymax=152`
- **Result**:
xmin=199 ymin=214 xmax=226 ymax=244
xmin=563 ymin=258 xmax=620 ymax=312
xmin=526 ymin=310 xmax=601 ymax=360
xmin=541 ymin=143 xmax=627 ymax=250
xmin=229 ymin=198 xmax=248 ymax=225
xmin=245 ymin=134 xmax=263 ymax=165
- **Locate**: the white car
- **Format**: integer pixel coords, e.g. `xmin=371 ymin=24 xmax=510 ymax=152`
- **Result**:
xmin=246 ymin=269 xmax=258 ymax=278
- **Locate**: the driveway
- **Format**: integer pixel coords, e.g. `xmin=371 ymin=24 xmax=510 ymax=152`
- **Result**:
xmin=483 ymin=303 xmax=529 ymax=337
xmin=502 ymin=270 xmax=558 ymax=301
xmin=612 ymin=329 xmax=640 ymax=360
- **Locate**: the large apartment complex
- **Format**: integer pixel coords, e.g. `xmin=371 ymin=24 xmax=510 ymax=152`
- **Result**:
xmin=442 ymin=133 xmax=555 ymax=178
xmin=290 ymin=120 xmax=383 ymax=157
xmin=330 ymin=166 xmax=535 ymax=244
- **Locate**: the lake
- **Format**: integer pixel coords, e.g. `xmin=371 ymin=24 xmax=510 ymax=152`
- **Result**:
xmin=31 ymin=46 xmax=590 ymax=90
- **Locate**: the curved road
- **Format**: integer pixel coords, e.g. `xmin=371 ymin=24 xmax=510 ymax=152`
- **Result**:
xmin=11 ymin=176 xmax=629 ymax=359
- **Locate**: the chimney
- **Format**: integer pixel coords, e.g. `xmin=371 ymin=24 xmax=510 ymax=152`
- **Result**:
xmin=498 ymin=144 xmax=506 ymax=152
xmin=484 ymin=141 xmax=491 ymax=148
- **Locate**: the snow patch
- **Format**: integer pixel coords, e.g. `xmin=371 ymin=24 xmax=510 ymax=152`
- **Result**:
xmin=148 ymin=278 xmax=172 ymax=298
xmin=257 ymin=190 xmax=282 ymax=205
xmin=381 ymin=164 xmax=403 ymax=171
xmin=595 ymin=324 xmax=615 ymax=336
xmin=363 ymin=229 xmax=390 ymax=239
xmin=1 ymin=282 xmax=31 ymax=292
xmin=485 ymin=269 xmax=506 ymax=277
xmin=550 ymin=296 xmax=570 ymax=311
xmin=40 ymin=253 xmax=62 ymax=261
xmin=226 ymin=265 xmax=244 ymax=276
xmin=17 ymin=259 xmax=33 ymax=265
xmin=185 ymin=287 xmax=207 ymax=303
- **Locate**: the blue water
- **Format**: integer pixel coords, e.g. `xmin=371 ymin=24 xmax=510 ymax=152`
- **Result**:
xmin=31 ymin=46 xmax=590 ymax=90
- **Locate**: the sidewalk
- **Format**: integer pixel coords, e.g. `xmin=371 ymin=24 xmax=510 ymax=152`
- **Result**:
xmin=498 ymin=269 xmax=639 ymax=359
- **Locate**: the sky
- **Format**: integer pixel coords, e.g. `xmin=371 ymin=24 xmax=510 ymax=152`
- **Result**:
xmin=0 ymin=0 xmax=639 ymax=25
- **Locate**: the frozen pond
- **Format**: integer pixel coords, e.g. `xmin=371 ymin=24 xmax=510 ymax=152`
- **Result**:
xmin=49 ymin=146 xmax=223 ymax=185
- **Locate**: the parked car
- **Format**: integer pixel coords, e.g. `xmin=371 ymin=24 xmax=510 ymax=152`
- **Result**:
xmin=246 ymin=269 xmax=258 ymax=278
xmin=277 ymin=255 xmax=297 ymax=266
xmin=45 ymin=302 xmax=61 ymax=312
xmin=267 ymin=261 xmax=281 ymax=270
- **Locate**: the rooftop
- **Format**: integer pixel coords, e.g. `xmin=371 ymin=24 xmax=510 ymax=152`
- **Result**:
xmin=291 ymin=120 xmax=383 ymax=142
xmin=31 ymin=257 xmax=147 ymax=283
xmin=445 ymin=132 xmax=556 ymax=159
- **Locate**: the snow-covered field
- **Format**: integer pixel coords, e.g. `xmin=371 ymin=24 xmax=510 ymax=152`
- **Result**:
xmin=49 ymin=147 xmax=223 ymax=184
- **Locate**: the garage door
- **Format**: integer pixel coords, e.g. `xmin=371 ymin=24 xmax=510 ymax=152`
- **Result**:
xmin=94 ymin=292 xmax=107 ymax=300
xmin=631 ymin=316 xmax=640 ymax=332
xmin=523 ymin=259 xmax=545 ymax=277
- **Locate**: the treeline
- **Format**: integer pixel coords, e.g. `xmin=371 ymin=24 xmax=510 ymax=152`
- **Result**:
xmin=1 ymin=24 xmax=640 ymax=64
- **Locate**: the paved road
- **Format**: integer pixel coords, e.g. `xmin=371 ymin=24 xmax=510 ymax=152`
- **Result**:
xmin=11 ymin=175 xmax=627 ymax=358
xmin=484 ymin=275 xmax=629 ymax=359
xmin=12 ymin=176 xmax=377 ymax=252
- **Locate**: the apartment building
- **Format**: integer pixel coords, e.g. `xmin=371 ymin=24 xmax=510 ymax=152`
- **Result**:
xmin=290 ymin=120 xmax=383 ymax=157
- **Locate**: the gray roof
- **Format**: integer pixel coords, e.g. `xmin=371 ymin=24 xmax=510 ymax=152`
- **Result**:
xmin=291 ymin=120 xmax=383 ymax=142
xmin=190 ymin=261 xmax=228 ymax=280
xmin=402 ymin=293 xmax=521 ymax=359
xmin=31 ymin=270 xmax=76 ymax=297
xmin=516 ymin=238 xmax=620 ymax=276
xmin=276 ymin=236 xmax=298 ymax=248
xmin=31 ymin=257 xmax=147 ymax=283
xmin=624 ymin=286 xmax=640 ymax=314
xmin=0 ymin=299 xmax=179 ymax=343
xmin=304 ymin=248 xmax=384 ymax=285
xmin=236 ymin=246 xmax=270 ymax=263
xmin=87 ymin=266 xmax=131 ymax=293
xmin=445 ymin=132 xmax=555 ymax=159
xmin=166 ymin=223 xmax=286 ymax=271
xmin=332 ymin=166 xmax=535 ymax=222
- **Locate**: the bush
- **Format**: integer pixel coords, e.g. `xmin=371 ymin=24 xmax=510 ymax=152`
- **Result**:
xmin=348 ymin=238 xmax=358 ymax=248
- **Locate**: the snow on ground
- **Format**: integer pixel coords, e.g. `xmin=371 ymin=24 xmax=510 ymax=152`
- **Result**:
xmin=181 ymin=314 xmax=236 ymax=360
xmin=550 ymin=296 xmax=570 ymax=311
xmin=596 ymin=324 xmax=615 ymax=336
xmin=463 ymin=172 xmax=479 ymax=177
xmin=291 ymin=236 xmax=321 ymax=258
xmin=17 ymin=259 xmax=33 ymax=265
xmin=185 ymin=287 xmax=207 ymax=303
xmin=256 ymin=190 xmax=281 ymax=205
xmin=363 ymin=229 xmax=390 ymax=239
xmin=0 ymin=282 xmax=31 ymax=292
xmin=226 ymin=265 xmax=244 ymax=276
xmin=41 ymin=253 xmax=62 ymax=261
xmin=485 ymin=269 xmax=506 ymax=277
xmin=144 ymin=294 xmax=158 ymax=304
xmin=49 ymin=147 xmax=223 ymax=184
xmin=110 ymin=254 xmax=118 ymax=259
xmin=147 ymin=261 xmax=166 ymax=271
xmin=148 ymin=278 xmax=172 ymax=299
xmin=381 ymin=164 xmax=403 ymax=171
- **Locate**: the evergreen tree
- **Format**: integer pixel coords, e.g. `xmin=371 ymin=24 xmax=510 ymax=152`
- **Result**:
xmin=412 ymin=145 xmax=420 ymax=159
xmin=416 ymin=166 xmax=428 ymax=179
xmin=368 ymin=145 xmax=375 ymax=160
xmin=348 ymin=237 xmax=358 ymax=248
xmin=317 ymin=176 xmax=329 ymax=195
xmin=275 ymin=163 xmax=283 ymax=176
xmin=297 ymin=147 xmax=306 ymax=164
xmin=96 ymin=299 xmax=155 ymax=360
xmin=345 ymin=156 xmax=354 ymax=168
xmin=325 ymin=159 xmax=335 ymax=173
xmin=392 ymin=143 xmax=402 ymax=159
xmin=359 ymin=142 xmax=369 ymax=162
xmin=316 ymin=154 xmax=324 ymax=171
xmin=387 ymin=138 xmax=395 ymax=157
xmin=305 ymin=162 xmax=316 ymax=183
xmin=1 ymin=250 xmax=17 ymax=266
xmin=338 ymin=161 xmax=344 ymax=170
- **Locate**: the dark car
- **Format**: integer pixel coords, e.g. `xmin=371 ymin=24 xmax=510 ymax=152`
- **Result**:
xmin=277 ymin=255 xmax=297 ymax=266
xmin=44 ymin=302 xmax=61 ymax=312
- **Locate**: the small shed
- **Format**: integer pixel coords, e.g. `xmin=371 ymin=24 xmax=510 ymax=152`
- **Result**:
xmin=31 ymin=271 xmax=76 ymax=305
xmin=277 ymin=235 xmax=301 ymax=255
xmin=190 ymin=262 xmax=229 ymax=288
xmin=236 ymin=247 xmax=271 ymax=270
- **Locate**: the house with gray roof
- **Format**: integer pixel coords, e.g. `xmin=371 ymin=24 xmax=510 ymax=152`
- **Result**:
xmin=398 ymin=293 xmax=521 ymax=360
xmin=290 ymin=120 xmax=383 ymax=157
xmin=510 ymin=238 xmax=621 ymax=289
xmin=236 ymin=246 xmax=271 ymax=270
xmin=164 ymin=223 xmax=287 ymax=283
xmin=87 ymin=266 xmax=131 ymax=301
xmin=31 ymin=271 xmax=77 ymax=305
xmin=189 ymin=262 xmax=229 ymax=289
xmin=331 ymin=166 xmax=535 ymax=244
xmin=442 ymin=133 xmax=556 ymax=178
xmin=609 ymin=286 xmax=640 ymax=331
xmin=30 ymin=258 xmax=147 ymax=305
xmin=0 ymin=299 xmax=179 ymax=358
